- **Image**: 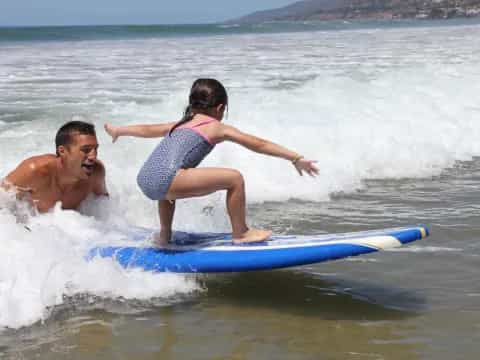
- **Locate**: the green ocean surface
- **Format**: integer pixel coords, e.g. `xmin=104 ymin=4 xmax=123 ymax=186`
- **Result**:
xmin=1 ymin=18 xmax=480 ymax=42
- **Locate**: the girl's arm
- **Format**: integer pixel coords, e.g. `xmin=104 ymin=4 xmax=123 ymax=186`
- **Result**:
xmin=221 ymin=125 xmax=319 ymax=177
xmin=104 ymin=122 xmax=176 ymax=142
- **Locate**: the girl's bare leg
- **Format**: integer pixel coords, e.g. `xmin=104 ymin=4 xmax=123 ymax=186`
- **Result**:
xmin=154 ymin=200 xmax=175 ymax=246
xmin=166 ymin=168 xmax=271 ymax=243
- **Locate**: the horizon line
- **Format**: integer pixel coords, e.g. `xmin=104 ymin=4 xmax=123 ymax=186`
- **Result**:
xmin=0 ymin=21 xmax=228 ymax=29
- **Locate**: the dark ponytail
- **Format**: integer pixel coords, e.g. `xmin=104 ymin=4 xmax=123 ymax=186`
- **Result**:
xmin=169 ymin=78 xmax=228 ymax=136
xmin=169 ymin=104 xmax=195 ymax=135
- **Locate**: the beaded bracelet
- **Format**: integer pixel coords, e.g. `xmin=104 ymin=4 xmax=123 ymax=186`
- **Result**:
xmin=292 ymin=155 xmax=304 ymax=165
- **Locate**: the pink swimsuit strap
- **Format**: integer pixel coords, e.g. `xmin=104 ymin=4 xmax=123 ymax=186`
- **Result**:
xmin=189 ymin=118 xmax=218 ymax=128
xmin=178 ymin=118 xmax=218 ymax=145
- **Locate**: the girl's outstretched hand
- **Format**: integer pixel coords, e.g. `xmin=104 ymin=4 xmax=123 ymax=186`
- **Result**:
xmin=293 ymin=158 xmax=319 ymax=177
xmin=104 ymin=123 xmax=119 ymax=143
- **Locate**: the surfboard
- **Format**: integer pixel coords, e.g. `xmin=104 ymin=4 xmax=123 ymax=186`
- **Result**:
xmin=87 ymin=225 xmax=429 ymax=273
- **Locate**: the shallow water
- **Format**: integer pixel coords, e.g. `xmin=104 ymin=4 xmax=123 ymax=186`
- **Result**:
xmin=1 ymin=20 xmax=480 ymax=359
xmin=2 ymin=161 xmax=480 ymax=359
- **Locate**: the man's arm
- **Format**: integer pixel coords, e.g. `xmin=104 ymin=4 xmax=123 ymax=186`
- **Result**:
xmin=92 ymin=160 xmax=108 ymax=196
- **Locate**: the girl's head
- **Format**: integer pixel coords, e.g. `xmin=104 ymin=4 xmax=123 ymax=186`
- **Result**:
xmin=170 ymin=79 xmax=228 ymax=134
xmin=189 ymin=78 xmax=228 ymax=119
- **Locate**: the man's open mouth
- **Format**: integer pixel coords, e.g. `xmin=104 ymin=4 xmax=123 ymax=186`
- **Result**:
xmin=82 ymin=163 xmax=95 ymax=173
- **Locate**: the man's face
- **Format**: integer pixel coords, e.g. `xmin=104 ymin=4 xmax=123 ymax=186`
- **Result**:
xmin=58 ymin=133 xmax=99 ymax=179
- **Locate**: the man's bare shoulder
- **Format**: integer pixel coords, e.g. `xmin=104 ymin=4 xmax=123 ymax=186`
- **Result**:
xmin=18 ymin=154 xmax=57 ymax=175
xmin=4 ymin=154 xmax=57 ymax=188
xmin=95 ymin=159 xmax=106 ymax=172
xmin=89 ymin=159 xmax=108 ymax=196
xmin=89 ymin=159 xmax=105 ymax=179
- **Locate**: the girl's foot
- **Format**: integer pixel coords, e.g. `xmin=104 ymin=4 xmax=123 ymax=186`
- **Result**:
xmin=152 ymin=230 xmax=172 ymax=248
xmin=233 ymin=228 xmax=272 ymax=244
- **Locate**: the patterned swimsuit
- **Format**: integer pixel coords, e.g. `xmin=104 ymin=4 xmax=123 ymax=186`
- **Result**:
xmin=137 ymin=119 xmax=216 ymax=200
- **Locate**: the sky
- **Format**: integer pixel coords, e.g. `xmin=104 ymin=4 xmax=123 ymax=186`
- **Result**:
xmin=0 ymin=0 xmax=297 ymax=27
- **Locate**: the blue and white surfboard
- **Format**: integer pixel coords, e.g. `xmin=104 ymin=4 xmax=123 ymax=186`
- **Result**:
xmin=87 ymin=226 xmax=429 ymax=273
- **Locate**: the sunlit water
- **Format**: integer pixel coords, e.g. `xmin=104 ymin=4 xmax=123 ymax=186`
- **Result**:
xmin=1 ymin=20 xmax=480 ymax=359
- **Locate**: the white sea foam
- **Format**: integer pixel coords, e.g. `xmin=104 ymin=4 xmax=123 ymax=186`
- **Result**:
xmin=1 ymin=23 xmax=480 ymax=328
xmin=0 ymin=195 xmax=200 ymax=330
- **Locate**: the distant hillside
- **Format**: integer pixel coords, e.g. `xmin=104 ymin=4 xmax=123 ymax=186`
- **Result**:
xmin=231 ymin=0 xmax=480 ymax=23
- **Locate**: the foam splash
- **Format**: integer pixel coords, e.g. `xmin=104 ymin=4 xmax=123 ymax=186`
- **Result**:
xmin=0 ymin=196 xmax=200 ymax=330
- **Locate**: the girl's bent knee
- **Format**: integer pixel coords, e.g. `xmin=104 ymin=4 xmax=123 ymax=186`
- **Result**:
xmin=228 ymin=169 xmax=244 ymax=188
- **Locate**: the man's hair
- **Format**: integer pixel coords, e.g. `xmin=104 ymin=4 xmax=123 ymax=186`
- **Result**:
xmin=55 ymin=121 xmax=96 ymax=156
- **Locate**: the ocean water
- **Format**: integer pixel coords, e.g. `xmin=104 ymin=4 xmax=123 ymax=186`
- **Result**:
xmin=1 ymin=20 xmax=480 ymax=359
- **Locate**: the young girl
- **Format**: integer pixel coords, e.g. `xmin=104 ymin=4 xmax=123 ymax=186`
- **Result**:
xmin=105 ymin=79 xmax=318 ymax=246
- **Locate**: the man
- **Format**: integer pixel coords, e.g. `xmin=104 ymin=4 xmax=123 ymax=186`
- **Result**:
xmin=2 ymin=121 xmax=108 ymax=213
